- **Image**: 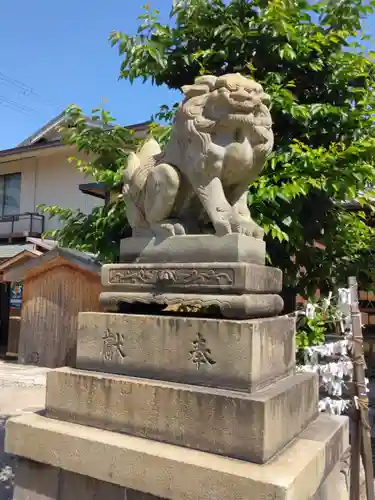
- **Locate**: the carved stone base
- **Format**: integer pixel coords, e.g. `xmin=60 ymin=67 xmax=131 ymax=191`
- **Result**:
xmin=46 ymin=367 xmax=318 ymax=464
xmin=101 ymin=262 xmax=282 ymax=294
xmin=76 ymin=313 xmax=295 ymax=393
xmin=6 ymin=412 xmax=349 ymax=500
xmin=11 ymin=459 xmax=159 ymax=500
xmin=119 ymin=234 xmax=265 ymax=264
xmin=100 ymin=261 xmax=283 ymax=319
xmin=99 ymin=291 xmax=283 ymax=319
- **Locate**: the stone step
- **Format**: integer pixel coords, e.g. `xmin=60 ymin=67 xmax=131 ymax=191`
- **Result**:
xmin=6 ymin=412 xmax=349 ymax=500
xmin=76 ymin=313 xmax=295 ymax=393
xmin=13 ymin=460 xmax=155 ymax=500
xmin=45 ymin=367 xmax=318 ymax=464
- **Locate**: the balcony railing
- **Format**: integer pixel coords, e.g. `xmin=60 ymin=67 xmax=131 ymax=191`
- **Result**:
xmin=0 ymin=212 xmax=44 ymax=240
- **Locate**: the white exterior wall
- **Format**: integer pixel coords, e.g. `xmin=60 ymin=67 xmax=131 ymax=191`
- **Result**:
xmin=0 ymin=149 xmax=104 ymax=234
xmin=34 ymin=151 xmax=103 ymax=232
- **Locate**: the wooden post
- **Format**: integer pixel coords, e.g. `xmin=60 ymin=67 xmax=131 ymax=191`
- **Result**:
xmin=349 ymin=276 xmax=374 ymax=500
xmin=0 ymin=282 xmax=10 ymax=351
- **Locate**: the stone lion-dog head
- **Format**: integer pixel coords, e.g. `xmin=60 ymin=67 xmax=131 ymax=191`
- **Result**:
xmin=164 ymin=73 xmax=274 ymax=168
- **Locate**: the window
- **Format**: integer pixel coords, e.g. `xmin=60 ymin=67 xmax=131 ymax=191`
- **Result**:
xmin=0 ymin=173 xmax=21 ymax=217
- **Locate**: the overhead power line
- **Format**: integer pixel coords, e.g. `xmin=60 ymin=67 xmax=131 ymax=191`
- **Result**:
xmin=0 ymin=70 xmax=63 ymax=111
xmin=0 ymin=95 xmax=36 ymax=115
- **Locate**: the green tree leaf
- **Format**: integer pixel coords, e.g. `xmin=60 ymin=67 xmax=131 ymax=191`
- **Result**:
xmin=45 ymin=0 xmax=375 ymax=303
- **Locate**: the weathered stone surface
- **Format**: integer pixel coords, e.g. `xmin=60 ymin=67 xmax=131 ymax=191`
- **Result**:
xmin=311 ymin=463 xmax=349 ymax=500
xmin=59 ymin=470 xmax=125 ymax=500
xmin=298 ymin=414 xmax=349 ymax=481
xmin=100 ymin=291 xmax=283 ymax=319
xmin=12 ymin=461 xmax=154 ymax=500
xmin=125 ymin=492 xmax=162 ymax=500
xmin=6 ymin=413 xmax=348 ymax=500
xmin=76 ymin=313 xmax=296 ymax=392
xmin=12 ymin=459 xmax=60 ymax=500
xmin=120 ymin=234 xmax=265 ymax=264
xmin=338 ymin=447 xmax=368 ymax=500
xmin=287 ymin=414 xmax=349 ymax=499
xmin=45 ymin=368 xmax=318 ymax=464
xmin=101 ymin=262 xmax=282 ymax=294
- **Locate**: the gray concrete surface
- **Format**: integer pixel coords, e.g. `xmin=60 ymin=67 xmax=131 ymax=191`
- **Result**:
xmin=0 ymin=361 xmax=48 ymax=500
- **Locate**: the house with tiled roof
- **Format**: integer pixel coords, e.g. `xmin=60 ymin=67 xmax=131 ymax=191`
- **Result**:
xmin=0 ymin=112 xmax=149 ymax=245
xmin=0 ymin=112 xmax=149 ymax=355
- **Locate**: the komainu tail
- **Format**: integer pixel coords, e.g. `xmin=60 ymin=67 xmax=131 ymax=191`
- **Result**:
xmin=123 ymin=139 xmax=162 ymax=200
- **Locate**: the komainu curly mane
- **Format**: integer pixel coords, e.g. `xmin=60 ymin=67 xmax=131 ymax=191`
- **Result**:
xmin=123 ymin=73 xmax=274 ymax=238
xmin=163 ymin=73 xmax=272 ymax=170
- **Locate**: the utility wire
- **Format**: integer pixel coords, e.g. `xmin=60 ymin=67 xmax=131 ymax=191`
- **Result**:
xmin=0 ymin=95 xmax=36 ymax=115
xmin=0 ymin=70 xmax=63 ymax=111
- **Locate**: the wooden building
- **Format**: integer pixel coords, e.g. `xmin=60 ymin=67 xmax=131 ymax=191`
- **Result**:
xmin=0 ymin=238 xmax=57 ymax=357
xmin=2 ymin=247 xmax=102 ymax=368
xmin=0 ymin=248 xmax=43 ymax=357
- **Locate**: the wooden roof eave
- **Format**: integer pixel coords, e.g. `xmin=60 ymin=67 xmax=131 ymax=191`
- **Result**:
xmin=0 ymin=249 xmax=42 ymax=282
xmin=2 ymin=247 xmax=101 ymax=283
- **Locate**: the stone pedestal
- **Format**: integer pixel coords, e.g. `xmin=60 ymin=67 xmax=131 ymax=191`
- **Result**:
xmin=8 ymin=411 xmax=348 ymax=500
xmin=76 ymin=313 xmax=296 ymax=391
xmin=5 ymin=310 xmax=350 ymax=499
xmin=5 ymin=70 xmax=352 ymax=498
xmin=100 ymin=235 xmax=284 ymax=320
xmin=5 ymin=237 xmax=349 ymax=499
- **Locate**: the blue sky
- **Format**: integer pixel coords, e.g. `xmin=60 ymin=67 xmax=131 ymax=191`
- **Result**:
xmin=0 ymin=0 xmax=179 ymax=150
xmin=0 ymin=1 xmax=374 ymax=150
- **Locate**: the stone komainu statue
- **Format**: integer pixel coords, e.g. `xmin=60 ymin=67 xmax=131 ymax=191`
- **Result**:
xmin=123 ymin=73 xmax=274 ymax=240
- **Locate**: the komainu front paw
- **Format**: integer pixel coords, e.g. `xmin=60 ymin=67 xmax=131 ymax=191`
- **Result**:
xmin=230 ymin=213 xmax=264 ymax=239
xmin=212 ymin=207 xmax=233 ymax=236
xmin=151 ymin=220 xmax=186 ymax=237
xmin=173 ymin=222 xmax=186 ymax=235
